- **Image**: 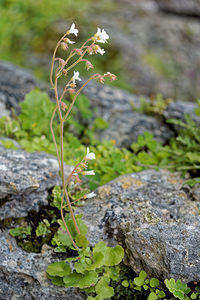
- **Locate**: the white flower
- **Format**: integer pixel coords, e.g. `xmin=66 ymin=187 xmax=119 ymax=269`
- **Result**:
xmin=95 ymin=27 xmax=109 ymax=43
xmin=83 ymin=170 xmax=95 ymax=176
xmin=86 ymin=147 xmax=96 ymax=160
xmin=97 ymin=47 xmax=105 ymax=55
xmin=72 ymin=71 xmax=81 ymax=84
xmin=69 ymin=23 xmax=79 ymax=37
xmin=67 ymin=39 xmax=75 ymax=44
xmin=86 ymin=192 xmax=96 ymax=199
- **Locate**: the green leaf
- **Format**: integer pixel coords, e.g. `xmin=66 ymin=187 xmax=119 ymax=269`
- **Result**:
xmin=93 ymin=241 xmax=107 ymax=255
xmin=134 ymin=271 xmax=147 ymax=287
xmin=103 ymin=245 xmax=124 ymax=266
xmin=191 ymin=292 xmax=198 ymax=299
xmin=46 ymin=261 xmax=71 ymax=277
xmin=92 ymin=117 xmax=109 ymax=130
xmin=157 ymin=290 xmax=166 ymax=298
xmin=122 ymin=280 xmax=129 ymax=287
xmin=75 ymin=94 xmax=92 ymax=120
xmin=143 ymin=285 xmax=149 ymax=290
xmin=76 ymin=234 xmax=89 ymax=248
xmin=50 ymin=276 xmax=65 ymax=286
xmin=0 ymin=139 xmax=17 ymax=150
xmin=74 ymin=260 xmax=89 ymax=274
xmin=87 ymin=252 xmax=104 ymax=271
xmin=63 ymin=270 xmax=98 ymax=288
xmin=51 ymin=186 xmax=62 ymax=210
xmin=35 ymin=220 xmax=50 ymax=237
xmin=134 ymin=277 xmax=145 ymax=287
xmin=139 ymin=270 xmax=148 ymax=280
xmin=183 ymin=178 xmax=200 ymax=187
xmin=95 ymin=277 xmax=114 ymax=299
xmin=186 ymin=152 xmax=200 ymax=163
xmin=150 ymin=278 xmax=160 ymax=288
xmin=10 ymin=226 xmax=32 ymax=238
xmin=53 ymin=228 xmax=73 ymax=248
xmin=147 ymin=292 xmax=157 ymax=300
xmin=173 ymin=290 xmax=184 ymax=299
xmin=165 ymin=278 xmax=191 ymax=300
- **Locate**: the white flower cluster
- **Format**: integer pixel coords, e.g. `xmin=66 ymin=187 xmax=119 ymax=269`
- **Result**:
xmin=65 ymin=23 xmax=109 ymax=56
xmin=95 ymin=27 xmax=109 ymax=43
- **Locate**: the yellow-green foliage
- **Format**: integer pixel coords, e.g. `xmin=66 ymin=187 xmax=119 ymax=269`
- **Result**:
xmin=0 ymin=0 xmax=92 ymax=63
xmin=1 ymin=90 xmax=200 ymax=189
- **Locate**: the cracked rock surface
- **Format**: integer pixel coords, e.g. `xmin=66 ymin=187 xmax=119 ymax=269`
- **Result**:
xmin=78 ymin=169 xmax=200 ymax=282
xmin=0 ymin=148 xmax=72 ymax=220
xmin=0 ymin=230 xmax=85 ymax=300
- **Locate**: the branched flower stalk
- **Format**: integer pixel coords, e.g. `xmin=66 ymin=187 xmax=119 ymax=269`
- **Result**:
xmin=50 ymin=23 xmax=117 ymax=250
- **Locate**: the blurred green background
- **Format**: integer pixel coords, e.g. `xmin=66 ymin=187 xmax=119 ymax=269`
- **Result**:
xmin=1 ymin=0 xmax=200 ymax=100
xmin=0 ymin=0 xmax=130 ymax=90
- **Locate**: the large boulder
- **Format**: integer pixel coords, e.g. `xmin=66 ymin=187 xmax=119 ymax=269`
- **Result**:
xmin=0 ymin=147 xmax=72 ymax=220
xmin=79 ymin=169 xmax=200 ymax=282
xmin=0 ymin=230 xmax=85 ymax=300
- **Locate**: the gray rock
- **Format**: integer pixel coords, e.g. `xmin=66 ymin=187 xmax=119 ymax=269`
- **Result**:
xmin=90 ymin=0 xmax=200 ymax=100
xmin=156 ymin=0 xmax=200 ymax=16
xmin=0 ymin=61 xmax=38 ymax=114
xmin=82 ymin=81 xmax=174 ymax=146
xmin=96 ymin=111 xmax=173 ymax=147
xmin=0 ymin=148 xmax=72 ymax=220
xmin=79 ymin=170 xmax=200 ymax=282
xmin=0 ymin=230 xmax=85 ymax=300
xmin=0 ymin=61 xmax=54 ymax=115
xmin=164 ymin=100 xmax=200 ymax=124
xmin=0 ymin=96 xmax=10 ymax=118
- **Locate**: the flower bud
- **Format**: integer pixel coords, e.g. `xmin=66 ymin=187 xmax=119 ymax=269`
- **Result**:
xmin=62 ymin=69 xmax=68 ymax=77
xmin=61 ymin=102 xmax=68 ymax=111
xmin=61 ymin=42 xmax=68 ymax=51
xmin=104 ymin=72 xmax=117 ymax=81
xmin=85 ymin=60 xmax=94 ymax=71
xmin=58 ymin=58 xmax=65 ymax=67
xmin=74 ymin=48 xmax=83 ymax=56
xmin=68 ymin=88 xmax=76 ymax=94
xmin=96 ymin=75 xmax=105 ymax=84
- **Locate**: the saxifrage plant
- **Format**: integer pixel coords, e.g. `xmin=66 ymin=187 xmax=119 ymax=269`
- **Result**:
xmin=46 ymin=22 xmax=124 ymax=299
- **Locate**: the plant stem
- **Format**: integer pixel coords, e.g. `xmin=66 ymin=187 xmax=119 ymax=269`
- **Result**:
xmin=60 ymin=192 xmax=79 ymax=250
xmin=59 ymin=119 xmax=80 ymax=235
xmin=63 ymin=75 xmax=97 ymax=121
xmin=50 ymin=107 xmax=61 ymax=171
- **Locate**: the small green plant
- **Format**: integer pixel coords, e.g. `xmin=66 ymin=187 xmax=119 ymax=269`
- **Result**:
xmin=165 ymin=279 xmax=191 ymax=300
xmin=121 ymin=270 xmax=166 ymax=299
xmin=10 ymin=226 xmax=32 ymax=238
xmin=131 ymin=94 xmax=172 ymax=116
xmin=35 ymin=219 xmax=51 ymax=237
